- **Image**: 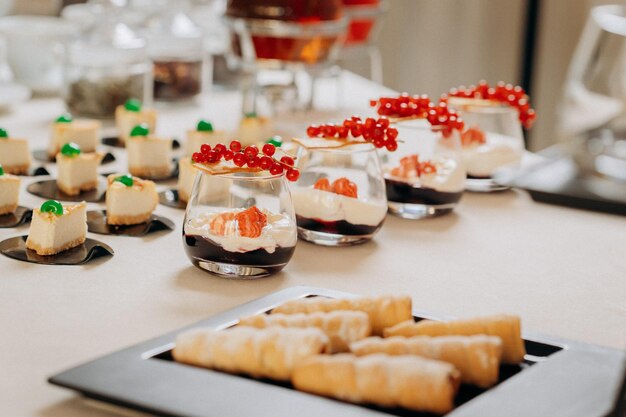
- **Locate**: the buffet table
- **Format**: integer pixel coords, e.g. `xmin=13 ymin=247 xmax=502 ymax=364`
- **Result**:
xmin=1 ymin=72 xmax=625 ymax=417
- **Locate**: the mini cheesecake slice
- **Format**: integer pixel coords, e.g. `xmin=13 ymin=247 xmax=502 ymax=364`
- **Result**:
xmin=0 ymin=127 xmax=31 ymax=175
xmin=115 ymin=99 xmax=157 ymax=145
xmin=26 ymin=200 xmax=87 ymax=255
xmin=185 ymin=119 xmax=228 ymax=156
xmin=238 ymin=113 xmax=273 ymax=146
xmin=56 ymin=143 xmax=104 ymax=196
xmin=0 ymin=165 xmax=20 ymax=215
xmin=177 ymin=158 xmax=229 ymax=204
xmin=48 ymin=114 xmax=101 ymax=159
xmin=106 ymin=174 xmax=158 ymax=225
xmin=126 ymin=123 xmax=173 ymax=179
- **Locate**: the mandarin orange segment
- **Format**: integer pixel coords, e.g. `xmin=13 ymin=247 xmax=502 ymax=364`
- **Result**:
xmin=314 ymin=178 xmax=332 ymax=191
xmin=331 ymin=178 xmax=358 ymax=198
xmin=461 ymin=126 xmax=486 ymax=146
xmin=235 ymin=206 xmax=268 ymax=238
xmin=209 ymin=212 xmax=236 ymax=236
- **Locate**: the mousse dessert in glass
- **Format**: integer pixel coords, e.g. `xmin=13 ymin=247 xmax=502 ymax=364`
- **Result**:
xmin=446 ymin=81 xmax=535 ymax=191
xmin=183 ymin=140 xmax=299 ymax=278
xmin=370 ymin=95 xmax=466 ymax=218
xmin=291 ymin=117 xmax=392 ymax=245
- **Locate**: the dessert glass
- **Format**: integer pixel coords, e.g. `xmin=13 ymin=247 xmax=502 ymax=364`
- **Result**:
xmin=183 ymin=170 xmax=297 ymax=278
xmin=384 ymin=121 xmax=465 ymax=219
xmin=291 ymin=143 xmax=387 ymax=246
xmin=453 ymin=104 xmax=524 ymax=192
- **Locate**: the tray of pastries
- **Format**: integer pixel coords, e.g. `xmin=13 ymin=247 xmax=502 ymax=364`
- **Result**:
xmin=48 ymin=287 xmax=625 ymax=417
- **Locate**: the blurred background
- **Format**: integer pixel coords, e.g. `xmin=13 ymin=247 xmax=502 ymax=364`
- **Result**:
xmin=0 ymin=0 xmax=623 ymax=152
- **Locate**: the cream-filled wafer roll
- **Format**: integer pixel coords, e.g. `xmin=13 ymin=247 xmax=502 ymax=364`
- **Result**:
xmin=350 ymin=335 xmax=502 ymax=387
xmin=384 ymin=314 xmax=525 ymax=364
xmin=292 ymin=353 xmax=460 ymax=415
xmin=173 ymin=327 xmax=328 ymax=381
xmin=239 ymin=311 xmax=371 ymax=353
xmin=271 ymin=295 xmax=412 ymax=335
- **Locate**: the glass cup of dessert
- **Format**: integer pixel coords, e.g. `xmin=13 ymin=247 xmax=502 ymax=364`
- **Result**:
xmin=291 ymin=118 xmax=390 ymax=246
xmin=183 ymin=140 xmax=299 ymax=278
xmin=384 ymin=122 xmax=466 ymax=219
xmin=446 ymin=81 xmax=536 ymax=192
xmin=369 ymin=95 xmax=466 ymax=219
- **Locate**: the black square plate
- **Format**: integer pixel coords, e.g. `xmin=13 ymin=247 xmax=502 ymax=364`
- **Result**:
xmin=48 ymin=286 xmax=626 ymax=417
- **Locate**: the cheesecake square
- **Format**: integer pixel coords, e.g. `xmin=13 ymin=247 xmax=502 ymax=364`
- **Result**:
xmin=127 ymin=135 xmax=173 ymax=179
xmin=0 ymin=172 xmax=20 ymax=215
xmin=177 ymin=158 xmax=229 ymax=204
xmin=106 ymin=174 xmax=158 ymax=225
xmin=238 ymin=115 xmax=273 ymax=146
xmin=115 ymin=105 xmax=157 ymax=144
xmin=0 ymin=137 xmax=31 ymax=175
xmin=56 ymin=151 xmax=104 ymax=196
xmin=49 ymin=120 xmax=101 ymax=158
xmin=25 ymin=201 xmax=87 ymax=255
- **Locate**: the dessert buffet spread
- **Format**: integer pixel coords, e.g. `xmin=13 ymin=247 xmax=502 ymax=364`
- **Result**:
xmin=1 ymin=82 xmax=536 ymax=265
xmin=4 ymin=79 xmax=623 ymax=417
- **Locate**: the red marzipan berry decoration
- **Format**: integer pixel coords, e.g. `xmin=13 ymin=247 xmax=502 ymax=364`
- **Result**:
xmin=194 ymin=140 xmax=299 ymax=181
xmin=445 ymin=80 xmax=536 ymax=129
xmin=307 ymin=116 xmax=399 ymax=151
xmin=370 ymin=93 xmax=432 ymax=119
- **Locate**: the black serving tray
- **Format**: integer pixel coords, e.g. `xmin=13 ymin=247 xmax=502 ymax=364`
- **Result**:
xmin=48 ymin=286 xmax=626 ymax=417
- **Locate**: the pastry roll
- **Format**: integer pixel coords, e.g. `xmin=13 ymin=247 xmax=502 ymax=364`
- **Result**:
xmin=239 ymin=311 xmax=371 ymax=353
xmin=292 ymin=353 xmax=460 ymax=414
xmin=350 ymin=335 xmax=502 ymax=387
xmin=172 ymin=326 xmax=328 ymax=381
xmin=271 ymin=295 xmax=412 ymax=335
xmin=384 ymin=314 xmax=526 ymax=364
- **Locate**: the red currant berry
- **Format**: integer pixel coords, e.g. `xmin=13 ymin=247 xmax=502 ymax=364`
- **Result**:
xmin=214 ymin=143 xmax=226 ymax=155
xmin=307 ymin=125 xmax=320 ymax=137
xmin=269 ymin=163 xmax=283 ymax=175
xmin=280 ymin=156 xmax=295 ymax=166
xmin=206 ymin=150 xmax=219 ymax=163
xmin=337 ymin=126 xmax=349 ymax=138
xmin=386 ymin=141 xmax=398 ymax=151
xmin=192 ymin=152 xmax=203 ymax=163
xmin=286 ymin=168 xmax=300 ymax=181
xmin=378 ymin=117 xmax=390 ymax=128
xmin=224 ymin=150 xmax=234 ymax=161
xmin=262 ymin=143 xmax=276 ymax=156
xmin=369 ymin=99 xmax=377 ymax=107
xmin=246 ymin=156 xmax=260 ymax=168
xmin=386 ymin=127 xmax=398 ymax=140
xmin=259 ymin=156 xmax=273 ymax=170
xmin=244 ymin=145 xmax=259 ymax=157
xmin=200 ymin=144 xmax=211 ymax=155
xmin=230 ymin=140 xmax=242 ymax=152
xmin=233 ymin=153 xmax=246 ymax=167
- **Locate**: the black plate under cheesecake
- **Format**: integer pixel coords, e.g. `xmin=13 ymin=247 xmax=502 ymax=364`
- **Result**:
xmin=27 ymin=178 xmax=107 ymax=203
xmin=0 ymin=206 xmax=32 ymax=228
xmin=0 ymin=235 xmax=114 ymax=265
xmin=87 ymin=210 xmax=175 ymax=237
xmin=48 ymin=286 xmax=625 ymax=417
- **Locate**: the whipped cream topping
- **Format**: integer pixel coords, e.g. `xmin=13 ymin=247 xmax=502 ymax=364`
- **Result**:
xmin=462 ymin=133 xmax=523 ymax=177
xmin=292 ymin=188 xmax=387 ymax=226
xmin=184 ymin=209 xmax=296 ymax=253
xmin=386 ymin=157 xmax=465 ymax=193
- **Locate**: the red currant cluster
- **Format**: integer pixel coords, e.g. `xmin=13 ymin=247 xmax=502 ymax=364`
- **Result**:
xmin=444 ymin=81 xmax=536 ymax=128
xmin=370 ymin=94 xmax=431 ymax=119
xmin=306 ymin=116 xmax=399 ymax=151
xmin=192 ymin=140 xmax=300 ymax=181
xmin=426 ymin=102 xmax=465 ymax=137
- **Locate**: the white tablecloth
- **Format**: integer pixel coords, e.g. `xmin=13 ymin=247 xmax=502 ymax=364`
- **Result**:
xmin=1 ymin=72 xmax=625 ymax=417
